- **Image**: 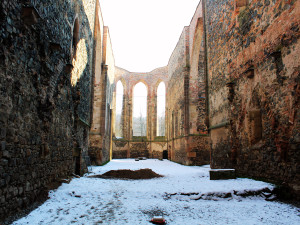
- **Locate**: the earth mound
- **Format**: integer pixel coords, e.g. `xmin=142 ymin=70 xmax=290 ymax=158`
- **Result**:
xmin=89 ymin=168 xmax=163 ymax=180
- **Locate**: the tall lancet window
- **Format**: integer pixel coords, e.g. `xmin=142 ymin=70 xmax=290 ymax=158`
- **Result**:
xmin=157 ymin=82 xmax=166 ymax=136
xmin=133 ymin=82 xmax=147 ymax=136
xmin=115 ymin=81 xmax=124 ymax=138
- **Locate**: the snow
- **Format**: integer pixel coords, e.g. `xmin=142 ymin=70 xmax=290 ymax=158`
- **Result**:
xmin=13 ymin=159 xmax=300 ymax=225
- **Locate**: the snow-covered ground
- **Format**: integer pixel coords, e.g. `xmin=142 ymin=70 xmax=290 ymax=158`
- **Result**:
xmin=13 ymin=159 xmax=300 ymax=225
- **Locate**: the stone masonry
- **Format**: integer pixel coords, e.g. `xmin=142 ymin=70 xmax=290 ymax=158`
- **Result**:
xmin=0 ymin=0 xmax=100 ymax=221
xmin=1 ymin=0 xmax=300 ymax=222
xmin=112 ymin=67 xmax=169 ymax=159
xmin=205 ymin=0 xmax=300 ymax=197
xmin=166 ymin=2 xmax=210 ymax=165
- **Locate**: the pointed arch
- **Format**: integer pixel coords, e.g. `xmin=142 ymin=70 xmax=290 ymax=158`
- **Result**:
xmin=156 ymin=81 xmax=166 ymax=136
xmin=115 ymin=80 xmax=124 ymax=138
xmin=132 ymin=82 xmax=148 ymax=136
xmin=131 ymin=79 xmax=149 ymax=97
xmin=190 ymin=17 xmax=204 ymax=82
xmin=115 ymin=77 xmax=127 ymax=93
xmin=72 ymin=16 xmax=80 ymax=60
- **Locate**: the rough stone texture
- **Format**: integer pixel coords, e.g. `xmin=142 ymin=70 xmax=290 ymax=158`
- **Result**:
xmin=205 ymin=0 xmax=300 ymax=196
xmin=89 ymin=25 xmax=115 ymax=166
xmin=112 ymin=139 xmax=167 ymax=159
xmin=0 ymin=0 xmax=99 ymax=221
xmin=2 ymin=0 xmax=299 ymax=220
xmin=209 ymin=169 xmax=236 ymax=180
xmin=88 ymin=3 xmax=105 ymax=166
xmin=166 ymin=2 xmax=210 ymax=166
xmin=111 ymin=67 xmax=169 ymax=158
xmin=111 ymin=2 xmax=210 ymax=165
xmin=112 ymin=150 xmax=128 ymax=159
xmin=129 ymin=142 xmax=150 ymax=159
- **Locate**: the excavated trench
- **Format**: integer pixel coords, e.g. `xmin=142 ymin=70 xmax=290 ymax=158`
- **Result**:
xmin=88 ymin=168 xmax=163 ymax=180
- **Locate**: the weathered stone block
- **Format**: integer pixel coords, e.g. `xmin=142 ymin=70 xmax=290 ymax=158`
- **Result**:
xmin=188 ymin=152 xmax=196 ymax=158
xmin=0 ymin=196 xmax=5 ymax=204
xmin=2 ymin=150 xmax=10 ymax=158
xmin=1 ymin=141 xmax=6 ymax=151
xmin=0 ymin=128 xmax=6 ymax=139
xmin=209 ymin=169 xmax=236 ymax=180
xmin=1 ymin=159 xmax=8 ymax=167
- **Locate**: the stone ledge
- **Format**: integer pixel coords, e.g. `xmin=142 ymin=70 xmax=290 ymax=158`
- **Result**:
xmin=209 ymin=169 xmax=236 ymax=180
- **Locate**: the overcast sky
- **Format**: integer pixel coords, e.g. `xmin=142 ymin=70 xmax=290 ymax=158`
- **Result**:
xmin=100 ymin=0 xmax=201 ymax=72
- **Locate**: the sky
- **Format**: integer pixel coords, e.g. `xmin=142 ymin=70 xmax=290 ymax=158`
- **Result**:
xmin=100 ymin=0 xmax=201 ymax=72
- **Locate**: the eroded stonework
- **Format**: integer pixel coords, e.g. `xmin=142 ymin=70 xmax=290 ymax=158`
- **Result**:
xmin=1 ymin=0 xmax=299 ymax=222
xmin=0 ymin=0 xmax=104 ymax=221
xmin=205 ymin=0 xmax=300 ymax=197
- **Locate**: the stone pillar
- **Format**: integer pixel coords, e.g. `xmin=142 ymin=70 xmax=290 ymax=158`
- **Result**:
xmin=88 ymin=64 xmax=108 ymax=165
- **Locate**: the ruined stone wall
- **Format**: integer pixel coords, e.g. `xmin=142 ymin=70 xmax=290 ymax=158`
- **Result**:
xmin=102 ymin=27 xmax=115 ymax=163
xmin=112 ymin=139 xmax=167 ymax=159
xmin=88 ymin=1 xmax=105 ymax=165
xmin=188 ymin=2 xmax=207 ymax=135
xmin=166 ymin=28 xmax=189 ymax=164
xmin=205 ymin=0 xmax=300 ymax=195
xmin=89 ymin=26 xmax=115 ymax=165
xmin=0 ymin=0 xmax=97 ymax=220
xmin=112 ymin=139 xmax=128 ymax=159
xmin=166 ymin=3 xmax=210 ymax=166
xmin=112 ymin=67 xmax=168 ymax=159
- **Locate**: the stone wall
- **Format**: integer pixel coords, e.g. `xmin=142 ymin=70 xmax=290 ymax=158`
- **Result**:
xmin=166 ymin=28 xmax=189 ymax=164
xmin=88 ymin=1 xmax=105 ymax=166
xmin=112 ymin=67 xmax=169 ymax=159
xmin=205 ymin=0 xmax=300 ymax=195
xmin=102 ymin=27 xmax=115 ymax=163
xmin=112 ymin=139 xmax=167 ymax=159
xmin=166 ymin=1 xmax=210 ymax=166
xmin=0 ymin=0 xmax=97 ymax=221
xmin=89 ymin=25 xmax=115 ymax=165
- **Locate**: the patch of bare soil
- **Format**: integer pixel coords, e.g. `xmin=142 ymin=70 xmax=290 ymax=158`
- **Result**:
xmin=89 ymin=168 xmax=163 ymax=180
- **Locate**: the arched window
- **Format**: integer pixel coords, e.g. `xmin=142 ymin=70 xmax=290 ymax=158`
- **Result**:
xmin=115 ymin=81 xmax=124 ymax=138
xmin=157 ymin=82 xmax=165 ymax=136
xmin=133 ymin=82 xmax=147 ymax=136
xmin=72 ymin=18 xmax=80 ymax=59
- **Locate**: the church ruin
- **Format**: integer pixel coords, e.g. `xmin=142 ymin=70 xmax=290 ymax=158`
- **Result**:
xmin=0 ymin=0 xmax=299 ymax=221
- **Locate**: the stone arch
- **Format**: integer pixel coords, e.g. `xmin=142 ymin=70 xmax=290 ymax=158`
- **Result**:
xmin=132 ymin=81 xmax=148 ymax=137
xmin=90 ymin=5 xmax=103 ymax=128
xmin=155 ymin=81 xmax=166 ymax=136
xmin=115 ymin=77 xmax=127 ymax=94
xmin=189 ymin=17 xmax=207 ymax=134
xmin=190 ymin=17 xmax=204 ymax=82
xmin=72 ymin=16 xmax=80 ymax=60
xmin=130 ymin=79 xmax=149 ymax=97
xmin=154 ymin=80 xmax=166 ymax=137
xmin=114 ymin=80 xmax=125 ymax=138
xmin=154 ymin=79 xmax=165 ymax=95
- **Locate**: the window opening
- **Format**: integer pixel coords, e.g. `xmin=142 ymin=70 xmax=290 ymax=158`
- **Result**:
xmin=72 ymin=18 xmax=80 ymax=59
xmin=157 ymin=82 xmax=166 ymax=136
xmin=133 ymin=82 xmax=147 ymax=136
xmin=115 ymin=81 xmax=124 ymax=138
xmin=248 ymin=109 xmax=262 ymax=145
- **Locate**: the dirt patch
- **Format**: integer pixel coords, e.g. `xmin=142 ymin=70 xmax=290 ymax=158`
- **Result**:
xmin=88 ymin=168 xmax=163 ymax=180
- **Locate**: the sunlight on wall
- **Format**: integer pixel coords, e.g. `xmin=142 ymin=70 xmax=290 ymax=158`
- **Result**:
xmin=82 ymin=0 xmax=96 ymax=31
xmin=71 ymin=39 xmax=88 ymax=86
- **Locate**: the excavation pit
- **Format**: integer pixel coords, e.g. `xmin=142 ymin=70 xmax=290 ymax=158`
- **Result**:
xmin=88 ymin=168 xmax=163 ymax=180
